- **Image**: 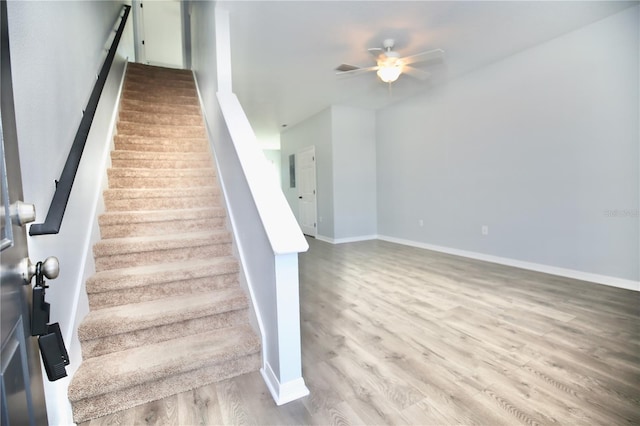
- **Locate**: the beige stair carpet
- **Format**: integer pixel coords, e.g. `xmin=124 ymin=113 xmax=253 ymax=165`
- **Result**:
xmin=68 ymin=62 xmax=261 ymax=423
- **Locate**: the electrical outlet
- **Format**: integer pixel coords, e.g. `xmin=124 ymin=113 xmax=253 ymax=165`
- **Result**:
xmin=419 ymin=219 xmax=424 ymax=227
xmin=482 ymin=225 xmax=489 ymax=236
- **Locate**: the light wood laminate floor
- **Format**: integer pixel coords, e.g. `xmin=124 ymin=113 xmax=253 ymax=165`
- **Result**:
xmin=82 ymin=237 xmax=640 ymax=425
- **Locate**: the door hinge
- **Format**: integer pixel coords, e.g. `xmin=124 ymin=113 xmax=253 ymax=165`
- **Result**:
xmin=313 ymin=190 xmax=316 ymax=195
xmin=140 ymin=3 xmax=143 ymax=8
xmin=314 ymin=223 xmax=316 ymax=228
xmin=142 ymin=40 xmax=145 ymax=45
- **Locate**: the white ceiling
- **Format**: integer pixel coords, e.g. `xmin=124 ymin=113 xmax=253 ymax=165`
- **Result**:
xmin=219 ymin=1 xmax=637 ymax=149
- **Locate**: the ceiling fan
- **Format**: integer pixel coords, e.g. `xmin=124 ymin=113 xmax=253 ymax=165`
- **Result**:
xmin=336 ymin=39 xmax=444 ymax=83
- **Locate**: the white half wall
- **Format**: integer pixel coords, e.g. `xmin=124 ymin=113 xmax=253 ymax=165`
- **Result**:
xmin=377 ymin=6 xmax=639 ymax=282
xmin=191 ymin=1 xmax=309 ymax=406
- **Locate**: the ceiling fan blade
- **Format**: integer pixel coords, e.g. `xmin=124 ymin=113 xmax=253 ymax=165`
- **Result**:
xmin=402 ymin=66 xmax=431 ymax=80
xmin=367 ymin=47 xmax=384 ymax=58
xmin=401 ymin=48 xmax=444 ymax=66
xmin=336 ymin=66 xmax=378 ymax=77
xmin=335 ymin=63 xmax=361 ymax=72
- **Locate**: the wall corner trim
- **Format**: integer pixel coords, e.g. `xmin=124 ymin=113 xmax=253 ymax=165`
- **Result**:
xmin=261 ymin=363 xmax=310 ymax=406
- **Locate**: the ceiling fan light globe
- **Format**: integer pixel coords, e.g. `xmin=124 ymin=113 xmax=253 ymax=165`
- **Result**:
xmin=377 ymin=65 xmax=402 ymax=83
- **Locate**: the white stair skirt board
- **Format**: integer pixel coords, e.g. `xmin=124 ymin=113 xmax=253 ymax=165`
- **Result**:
xmin=261 ymin=363 xmax=310 ymax=406
xmin=377 ymin=235 xmax=640 ymax=292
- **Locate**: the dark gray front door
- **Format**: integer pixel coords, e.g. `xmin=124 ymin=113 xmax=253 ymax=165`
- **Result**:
xmin=0 ymin=0 xmax=48 ymax=423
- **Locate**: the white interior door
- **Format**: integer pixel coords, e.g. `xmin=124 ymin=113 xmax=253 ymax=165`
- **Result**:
xmin=296 ymin=146 xmax=317 ymax=237
xmin=139 ymin=0 xmax=183 ymax=68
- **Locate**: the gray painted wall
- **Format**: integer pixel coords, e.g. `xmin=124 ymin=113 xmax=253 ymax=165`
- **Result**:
xmin=281 ymin=108 xmax=334 ymax=238
xmin=331 ymin=106 xmax=377 ymax=239
xmin=281 ymin=105 xmax=377 ymax=241
xmin=377 ymin=6 xmax=639 ymax=281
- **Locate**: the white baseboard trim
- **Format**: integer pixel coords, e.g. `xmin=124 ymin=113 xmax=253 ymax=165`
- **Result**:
xmin=377 ymin=235 xmax=640 ymax=292
xmin=261 ymin=363 xmax=310 ymax=406
xmin=316 ymin=234 xmax=378 ymax=244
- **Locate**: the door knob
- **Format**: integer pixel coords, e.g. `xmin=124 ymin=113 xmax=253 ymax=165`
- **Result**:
xmin=20 ymin=256 xmax=59 ymax=284
xmin=9 ymin=201 xmax=36 ymax=226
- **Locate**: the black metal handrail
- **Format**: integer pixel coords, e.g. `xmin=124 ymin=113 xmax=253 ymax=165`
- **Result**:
xmin=30 ymin=5 xmax=131 ymax=236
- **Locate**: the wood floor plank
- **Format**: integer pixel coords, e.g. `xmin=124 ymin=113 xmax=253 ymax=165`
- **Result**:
xmin=176 ymin=385 xmax=224 ymax=426
xmin=84 ymin=237 xmax=639 ymax=425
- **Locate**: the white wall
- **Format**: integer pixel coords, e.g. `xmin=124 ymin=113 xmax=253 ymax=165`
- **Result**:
xmin=377 ymin=6 xmax=639 ymax=283
xmin=7 ymin=1 xmax=133 ymax=423
xmin=263 ymin=149 xmax=282 ymax=187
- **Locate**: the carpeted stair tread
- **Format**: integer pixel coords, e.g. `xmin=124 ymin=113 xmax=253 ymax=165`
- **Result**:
xmin=98 ymin=205 xmax=226 ymax=239
xmin=99 ymin=207 xmax=225 ymax=226
xmin=114 ymin=135 xmax=209 ymax=152
xmin=119 ymin=98 xmax=201 ymax=116
xmin=70 ymin=353 xmax=261 ymax=424
xmin=108 ymin=167 xmax=215 ymax=179
xmin=117 ymin=121 xmax=206 ymax=138
xmin=98 ymin=207 xmax=226 ymax=237
xmin=86 ymin=257 xmax=239 ymax=294
xmin=78 ymin=288 xmax=249 ymax=340
xmin=86 ymin=274 xmax=239 ymax=311
xmin=71 ymin=63 xmax=260 ymax=422
xmin=118 ymin=110 xmax=203 ymax=127
xmin=110 ymin=151 xmax=213 ymax=169
xmin=103 ymin=186 xmax=220 ymax=201
xmin=103 ymin=192 xmax=222 ymax=211
xmin=121 ymin=89 xmax=200 ymax=106
xmin=123 ymin=84 xmax=197 ymax=100
xmin=68 ymin=324 xmax=260 ymax=401
xmin=93 ymin=230 xmax=231 ymax=257
xmin=107 ymin=167 xmax=216 ymax=189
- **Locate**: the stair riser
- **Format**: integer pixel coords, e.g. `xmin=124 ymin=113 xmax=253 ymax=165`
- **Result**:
xmin=94 ymin=243 xmax=232 ymax=271
xmin=104 ymin=195 xmax=222 ymax=211
xmin=81 ymin=309 xmax=249 ymax=359
xmin=117 ymin=122 xmax=205 ymax=138
xmin=118 ymin=111 xmax=203 ymax=127
xmin=70 ymin=352 xmax=261 ymax=424
xmin=111 ymin=158 xmax=213 ymax=169
xmin=127 ymin=65 xmax=193 ymax=80
xmin=100 ymin=217 xmax=226 ymax=238
xmin=87 ymin=273 xmax=239 ymax=310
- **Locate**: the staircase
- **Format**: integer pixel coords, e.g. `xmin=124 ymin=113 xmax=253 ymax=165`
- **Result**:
xmin=68 ymin=63 xmax=261 ymax=423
